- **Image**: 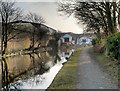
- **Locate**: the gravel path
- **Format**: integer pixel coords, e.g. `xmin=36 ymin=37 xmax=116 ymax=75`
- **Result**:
xmin=76 ymin=47 xmax=118 ymax=89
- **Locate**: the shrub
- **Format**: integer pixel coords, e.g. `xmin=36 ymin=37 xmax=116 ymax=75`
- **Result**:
xmin=106 ymin=33 xmax=120 ymax=61
xmin=92 ymin=38 xmax=98 ymax=45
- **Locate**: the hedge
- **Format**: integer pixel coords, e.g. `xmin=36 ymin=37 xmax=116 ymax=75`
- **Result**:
xmin=92 ymin=38 xmax=99 ymax=45
xmin=106 ymin=32 xmax=120 ymax=61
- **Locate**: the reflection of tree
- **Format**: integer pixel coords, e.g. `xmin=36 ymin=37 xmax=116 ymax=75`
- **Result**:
xmin=27 ymin=52 xmax=48 ymax=76
xmin=0 ymin=49 xmax=60 ymax=89
xmin=1 ymin=58 xmax=9 ymax=89
xmin=28 ymin=51 xmax=59 ymax=75
xmin=0 ymin=0 xmax=22 ymax=89
xmin=0 ymin=58 xmax=22 ymax=90
xmin=0 ymin=1 xmax=58 ymax=89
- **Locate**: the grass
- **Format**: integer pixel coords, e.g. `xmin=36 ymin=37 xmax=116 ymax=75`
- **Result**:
xmin=47 ymin=48 xmax=81 ymax=90
xmin=89 ymin=47 xmax=118 ymax=80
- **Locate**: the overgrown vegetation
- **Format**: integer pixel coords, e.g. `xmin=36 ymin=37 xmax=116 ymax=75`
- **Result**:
xmin=106 ymin=33 xmax=120 ymax=62
xmin=58 ymin=0 xmax=120 ymax=64
xmin=92 ymin=38 xmax=99 ymax=45
xmin=47 ymin=48 xmax=81 ymax=89
xmin=92 ymin=32 xmax=120 ymax=63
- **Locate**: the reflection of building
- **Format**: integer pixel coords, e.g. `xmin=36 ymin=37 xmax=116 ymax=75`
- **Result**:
xmin=58 ymin=48 xmax=74 ymax=59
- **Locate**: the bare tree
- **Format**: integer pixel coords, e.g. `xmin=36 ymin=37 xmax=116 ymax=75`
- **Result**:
xmin=117 ymin=0 xmax=120 ymax=31
xmin=26 ymin=12 xmax=45 ymax=23
xmin=0 ymin=0 xmax=22 ymax=54
xmin=25 ymin=12 xmax=46 ymax=50
xmin=58 ymin=0 xmax=119 ymax=38
xmin=0 ymin=0 xmax=22 ymax=88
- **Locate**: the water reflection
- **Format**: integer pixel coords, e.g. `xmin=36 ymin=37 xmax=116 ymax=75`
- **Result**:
xmin=58 ymin=47 xmax=75 ymax=59
xmin=0 ymin=57 xmax=9 ymax=89
xmin=0 ymin=47 xmax=74 ymax=90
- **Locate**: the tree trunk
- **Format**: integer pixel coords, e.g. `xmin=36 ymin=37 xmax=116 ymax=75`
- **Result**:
xmin=112 ymin=2 xmax=117 ymax=32
xmin=105 ymin=2 xmax=114 ymax=34
xmin=1 ymin=18 xmax=5 ymax=56
xmin=98 ymin=9 xmax=108 ymax=36
xmin=118 ymin=7 xmax=120 ymax=32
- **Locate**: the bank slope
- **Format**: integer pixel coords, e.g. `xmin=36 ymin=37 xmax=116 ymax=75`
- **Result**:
xmin=47 ymin=48 xmax=81 ymax=89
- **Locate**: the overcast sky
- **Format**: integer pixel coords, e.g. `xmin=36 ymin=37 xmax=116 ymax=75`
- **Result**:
xmin=15 ymin=0 xmax=83 ymax=34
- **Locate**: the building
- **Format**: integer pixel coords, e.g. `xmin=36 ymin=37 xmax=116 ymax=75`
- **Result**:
xmin=60 ymin=34 xmax=73 ymax=45
xmin=0 ymin=20 xmax=57 ymax=52
xmin=58 ymin=32 xmax=95 ymax=46
xmin=76 ymin=33 xmax=94 ymax=45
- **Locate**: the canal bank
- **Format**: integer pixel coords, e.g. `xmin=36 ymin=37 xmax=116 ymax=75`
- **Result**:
xmin=47 ymin=48 xmax=81 ymax=89
xmin=9 ymin=58 xmax=67 ymax=89
xmin=0 ymin=46 xmax=76 ymax=90
xmin=47 ymin=47 xmax=118 ymax=89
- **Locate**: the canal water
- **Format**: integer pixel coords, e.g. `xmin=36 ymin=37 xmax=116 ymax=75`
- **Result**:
xmin=0 ymin=47 xmax=75 ymax=90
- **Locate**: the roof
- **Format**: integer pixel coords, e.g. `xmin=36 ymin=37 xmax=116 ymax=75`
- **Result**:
xmin=9 ymin=20 xmax=57 ymax=35
xmin=56 ymin=32 xmax=95 ymax=40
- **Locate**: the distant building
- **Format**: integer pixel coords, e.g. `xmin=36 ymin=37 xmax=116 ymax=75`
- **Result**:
xmin=0 ymin=20 xmax=57 ymax=52
xmin=77 ymin=36 xmax=92 ymax=45
xmin=57 ymin=32 xmax=95 ymax=46
xmin=60 ymin=34 xmax=73 ymax=45
xmin=76 ymin=33 xmax=95 ymax=45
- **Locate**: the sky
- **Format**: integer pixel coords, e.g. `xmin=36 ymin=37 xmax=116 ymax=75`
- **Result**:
xmin=15 ymin=0 xmax=84 ymax=34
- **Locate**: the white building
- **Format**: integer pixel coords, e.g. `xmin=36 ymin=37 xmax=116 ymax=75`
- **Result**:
xmin=60 ymin=34 xmax=73 ymax=44
xmin=77 ymin=36 xmax=92 ymax=45
xmin=58 ymin=32 xmax=95 ymax=46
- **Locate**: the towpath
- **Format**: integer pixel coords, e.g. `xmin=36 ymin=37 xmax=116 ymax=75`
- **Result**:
xmin=76 ymin=47 xmax=118 ymax=89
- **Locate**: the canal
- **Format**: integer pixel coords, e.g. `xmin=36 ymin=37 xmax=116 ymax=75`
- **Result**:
xmin=0 ymin=46 xmax=75 ymax=90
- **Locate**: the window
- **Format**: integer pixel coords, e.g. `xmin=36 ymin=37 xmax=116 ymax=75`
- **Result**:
xmin=82 ymin=39 xmax=86 ymax=42
xmin=64 ymin=38 xmax=69 ymax=42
